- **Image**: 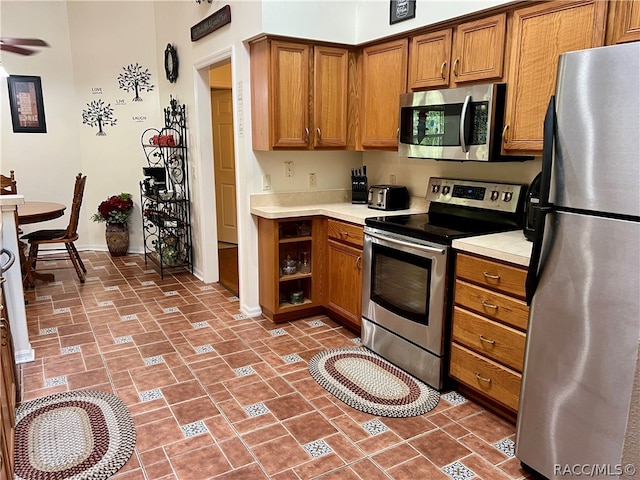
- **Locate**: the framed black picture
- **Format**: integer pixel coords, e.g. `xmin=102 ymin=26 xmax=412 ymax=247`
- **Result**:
xmin=7 ymin=75 xmax=47 ymax=133
xmin=390 ymin=0 xmax=416 ymax=24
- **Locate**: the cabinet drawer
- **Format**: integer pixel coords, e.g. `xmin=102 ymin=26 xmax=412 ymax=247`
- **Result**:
xmin=456 ymin=253 xmax=527 ymax=299
xmin=327 ymin=219 xmax=364 ymax=247
xmin=452 ymin=306 xmax=526 ymax=372
xmin=450 ymin=343 xmax=522 ymax=411
xmin=454 ymin=280 xmax=529 ymax=331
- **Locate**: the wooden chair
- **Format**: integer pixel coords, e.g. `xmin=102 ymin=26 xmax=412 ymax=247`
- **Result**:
xmin=22 ymin=173 xmax=87 ymax=284
xmin=0 ymin=170 xmax=17 ymax=195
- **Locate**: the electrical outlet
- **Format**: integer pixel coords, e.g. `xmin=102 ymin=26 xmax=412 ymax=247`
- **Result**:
xmin=389 ymin=174 xmax=397 ymax=185
xmin=308 ymin=172 xmax=317 ymax=188
xmin=262 ymin=174 xmax=271 ymax=191
xmin=284 ymin=161 xmax=294 ymax=178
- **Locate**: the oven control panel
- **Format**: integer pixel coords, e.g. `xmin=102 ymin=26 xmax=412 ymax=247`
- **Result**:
xmin=426 ymin=177 xmax=525 ymax=213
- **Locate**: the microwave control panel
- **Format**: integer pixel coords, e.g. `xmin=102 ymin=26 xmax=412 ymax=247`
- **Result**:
xmin=426 ymin=177 xmax=525 ymax=213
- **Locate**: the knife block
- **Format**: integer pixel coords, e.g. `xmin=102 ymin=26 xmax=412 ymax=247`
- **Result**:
xmin=351 ymin=176 xmax=368 ymax=204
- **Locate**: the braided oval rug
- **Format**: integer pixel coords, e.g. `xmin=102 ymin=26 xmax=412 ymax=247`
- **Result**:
xmin=309 ymin=347 xmax=440 ymax=417
xmin=14 ymin=390 xmax=136 ymax=480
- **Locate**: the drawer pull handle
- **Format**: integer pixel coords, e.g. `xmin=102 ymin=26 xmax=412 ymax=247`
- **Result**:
xmin=482 ymin=272 xmax=500 ymax=280
xmin=356 ymin=256 xmax=362 ymax=271
xmin=481 ymin=300 xmax=498 ymax=310
xmin=479 ymin=335 xmax=495 ymax=345
xmin=339 ymin=231 xmax=349 ymax=237
xmin=475 ymin=372 xmax=492 ymax=383
xmin=440 ymin=61 xmax=447 ymax=79
xmin=1 ymin=322 xmax=7 ymax=346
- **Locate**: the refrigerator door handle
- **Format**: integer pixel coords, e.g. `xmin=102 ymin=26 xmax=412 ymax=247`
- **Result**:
xmin=525 ymin=96 xmax=556 ymax=305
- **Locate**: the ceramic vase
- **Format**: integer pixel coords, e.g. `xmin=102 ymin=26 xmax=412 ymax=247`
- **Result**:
xmin=105 ymin=223 xmax=129 ymax=257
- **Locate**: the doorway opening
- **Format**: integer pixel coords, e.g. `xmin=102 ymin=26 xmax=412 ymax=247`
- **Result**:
xmin=209 ymin=60 xmax=239 ymax=296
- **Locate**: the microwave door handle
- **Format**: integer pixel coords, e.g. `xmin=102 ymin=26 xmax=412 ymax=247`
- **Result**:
xmin=459 ymin=95 xmax=472 ymax=153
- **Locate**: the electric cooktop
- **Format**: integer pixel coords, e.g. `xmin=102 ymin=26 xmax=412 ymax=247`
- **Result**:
xmin=365 ymin=178 xmax=527 ymax=244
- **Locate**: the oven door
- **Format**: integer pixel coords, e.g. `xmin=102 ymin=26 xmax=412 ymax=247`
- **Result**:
xmin=362 ymin=227 xmax=448 ymax=356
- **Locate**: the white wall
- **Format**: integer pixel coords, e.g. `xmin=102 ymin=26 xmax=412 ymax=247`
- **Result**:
xmin=1 ymin=1 xmax=85 ymax=239
xmin=0 ymin=1 xmax=163 ymax=253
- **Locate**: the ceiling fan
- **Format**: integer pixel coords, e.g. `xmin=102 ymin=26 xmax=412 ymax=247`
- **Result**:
xmin=0 ymin=37 xmax=50 ymax=56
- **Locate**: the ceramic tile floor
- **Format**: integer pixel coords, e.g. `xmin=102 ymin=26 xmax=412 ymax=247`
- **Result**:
xmin=18 ymin=251 xmax=533 ymax=480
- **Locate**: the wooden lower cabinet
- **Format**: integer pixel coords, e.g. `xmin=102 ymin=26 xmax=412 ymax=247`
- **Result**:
xmin=1 ymin=289 xmax=17 ymax=480
xmin=449 ymin=252 xmax=529 ymax=421
xmin=257 ymin=215 xmax=364 ymax=332
xmin=257 ymin=216 xmax=324 ymax=323
xmin=324 ymin=219 xmax=363 ymax=332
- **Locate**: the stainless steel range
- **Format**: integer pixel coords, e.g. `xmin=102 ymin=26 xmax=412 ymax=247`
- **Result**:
xmin=361 ymin=177 xmax=526 ymax=390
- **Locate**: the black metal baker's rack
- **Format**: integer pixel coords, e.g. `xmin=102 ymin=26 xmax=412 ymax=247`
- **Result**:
xmin=139 ymin=97 xmax=193 ymax=278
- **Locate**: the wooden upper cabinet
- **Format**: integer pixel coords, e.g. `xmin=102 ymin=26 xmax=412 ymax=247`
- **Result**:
xmin=408 ymin=13 xmax=506 ymax=90
xmin=606 ymin=0 xmax=640 ymax=44
xmin=503 ymin=1 xmax=607 ymax=153
xmin=313 ymin=46 xmax=349 ymax=148
xmin=250 ymin=38 xmax=350 ymax=150
xmin=409 ymin=29 xmax=452 ymax=89
xmin=358 ymin=38 xmax=408 ymax=150
xmin=452 ymin=13 xmax=506 ymax=85
xmin=271 ymin=41 xmax=310 ymax=148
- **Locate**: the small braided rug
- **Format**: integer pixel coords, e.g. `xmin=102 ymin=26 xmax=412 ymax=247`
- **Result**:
xmin=14 ymin=390 xmax=136 ymax=480
xmin=308 ymin=347 xmax=440 ymax=417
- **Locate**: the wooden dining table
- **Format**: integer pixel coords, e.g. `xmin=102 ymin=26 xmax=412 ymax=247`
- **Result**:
xmin=17 ymin=201 xmax=66 ymax=225
xmin=17 ymin=201 xmax=67 ymax=288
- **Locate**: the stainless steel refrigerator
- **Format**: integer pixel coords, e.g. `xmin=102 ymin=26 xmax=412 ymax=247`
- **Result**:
xmin=516 ymin=42 xmax=640 ymax=479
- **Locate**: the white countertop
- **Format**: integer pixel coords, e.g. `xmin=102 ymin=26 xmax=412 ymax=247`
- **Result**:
xmin=250 ymin=198 xmax=428 ymax=226
xmin=251 ymin=192 xmax=532 ymax=266
xmin=452 ymin=230 xmax=533 ymax=267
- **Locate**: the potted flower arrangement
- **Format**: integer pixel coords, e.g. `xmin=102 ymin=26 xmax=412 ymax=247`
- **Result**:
xmin=91 ymin=193 xmax=134 ymax=257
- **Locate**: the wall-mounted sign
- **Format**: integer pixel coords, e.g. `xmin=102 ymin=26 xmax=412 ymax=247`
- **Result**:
xmin=390 ymin=0 xmax=416 ymax=25
xmin=191 ymin=5 xmax=231 ymax=41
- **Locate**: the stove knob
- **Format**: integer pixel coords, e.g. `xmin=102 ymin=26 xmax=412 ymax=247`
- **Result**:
xmin=503 ymin=192 xmax=513 ymax=202
xmin=442 ymin=186 xmax=451 ymax=195
xmin=490 ymin=190 xmax=499 ymax=201
xmin=432 ymin=184 xmax=440 ymax=193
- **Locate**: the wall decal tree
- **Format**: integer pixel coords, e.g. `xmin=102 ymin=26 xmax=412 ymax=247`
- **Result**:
xmin=82 ymin=99 xmax=117 ymax=136
xmin=117 ymin=63 xmax=154 ymax=102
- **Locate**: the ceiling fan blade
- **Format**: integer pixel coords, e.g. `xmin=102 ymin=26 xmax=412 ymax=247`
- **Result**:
xmin=0 ymin=44 xmax=35 ymax=56
xmin=0 ymin=37 xmax=49 ymax=47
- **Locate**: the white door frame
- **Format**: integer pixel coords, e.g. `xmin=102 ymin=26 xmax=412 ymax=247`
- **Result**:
xmin=192 ymin=48 xmax=233 ymax=285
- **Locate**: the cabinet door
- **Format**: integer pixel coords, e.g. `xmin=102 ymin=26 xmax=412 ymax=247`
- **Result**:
xmin=607 ymin=0 xmax=640 ymax=44
xmin=0 ymin=316 xmax=15 ymax=479
xmin=313 ymin=46 xmax=349 ymax=148
xmin=503 ymin=1 xmax=607 ymax=153
xmin=452 ymin=13 xmax=506 ymax=85
xmin=326 ymin=239 xmax=362 ymax=327
xmin=271 ymin=41 xmax=311 ymax=148
xmin=359 ymin=39 xmax=408 ymax=149
xmin=408 ymin=29 xmax=452 ymax=90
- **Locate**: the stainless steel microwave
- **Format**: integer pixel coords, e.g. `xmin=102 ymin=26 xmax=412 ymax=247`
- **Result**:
xmin=398 ymin=83 xmax=524 ymax=162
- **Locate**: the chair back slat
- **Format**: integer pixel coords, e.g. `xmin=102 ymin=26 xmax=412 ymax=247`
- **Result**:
xmin=64 ymin=173 xmax=87 ymax=239
xmin=0 ymin=170 xmax=17 ymax=195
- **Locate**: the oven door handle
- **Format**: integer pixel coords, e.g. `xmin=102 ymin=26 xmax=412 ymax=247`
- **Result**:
xmin=366 ymin=231 xmax=446 ymax=256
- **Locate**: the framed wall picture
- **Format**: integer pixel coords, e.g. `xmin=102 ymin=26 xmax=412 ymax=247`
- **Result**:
xmin=390 ymin=0 xmax=416 ymax=24
xmin=7 ymin=75 xmax=47 ymax=133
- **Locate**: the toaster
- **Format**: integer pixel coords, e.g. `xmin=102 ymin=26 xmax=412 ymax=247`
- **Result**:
xmin=367 ymin=185 xmax=410 ymax=211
